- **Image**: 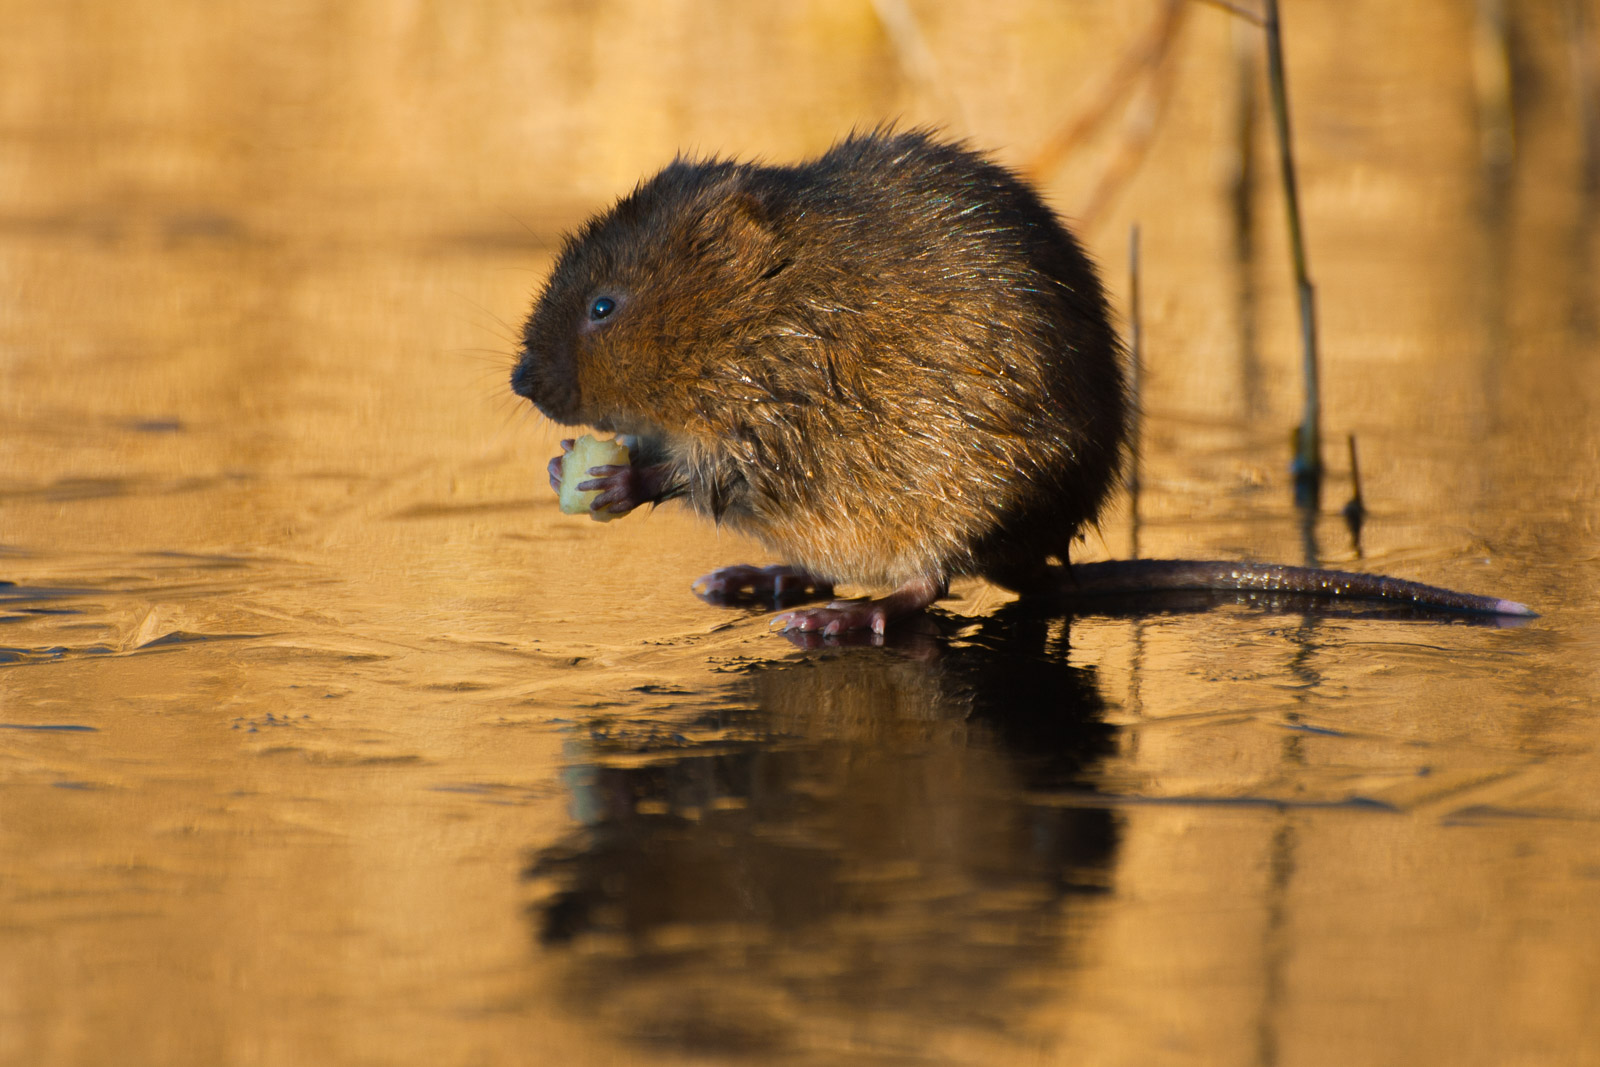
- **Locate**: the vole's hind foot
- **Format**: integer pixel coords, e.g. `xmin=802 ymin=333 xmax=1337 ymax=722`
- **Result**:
xmin=771 ymin=600 xmax=893 ymax=636
xmin=693 ymin=564 xmax=834 ymax=608
xmin=771 ymin=576 xmax=945 ymax=636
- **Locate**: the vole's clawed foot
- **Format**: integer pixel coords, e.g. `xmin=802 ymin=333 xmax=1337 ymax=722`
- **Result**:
xmin=577 ymin=463 xmax=647 ymax=516
xmin=770 ymin=576 xmax=945 ymax=636
xmin=693 ymin=564 xmax=834 ymax=608
xmin=546 ymin=440 xmax=575 ymax=493
xmin=772 ymin=600 xmax=896 ymax=636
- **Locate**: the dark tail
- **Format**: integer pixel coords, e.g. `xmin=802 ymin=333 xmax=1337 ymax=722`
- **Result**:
xmin=1061 ymin=559 xmax=1535 ymax=617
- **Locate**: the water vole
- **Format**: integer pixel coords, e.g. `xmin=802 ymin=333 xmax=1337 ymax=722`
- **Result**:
xmin=512 ymin=129 xmax=1530 ymax=631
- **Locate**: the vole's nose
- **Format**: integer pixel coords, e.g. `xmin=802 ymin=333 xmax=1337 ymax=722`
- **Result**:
xmin=510 ymin=356 xmax=536 ymax=400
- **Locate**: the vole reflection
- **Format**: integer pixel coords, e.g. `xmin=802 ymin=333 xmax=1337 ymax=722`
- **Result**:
xmin=525 ymin=612 xmax=1121 ymax=1055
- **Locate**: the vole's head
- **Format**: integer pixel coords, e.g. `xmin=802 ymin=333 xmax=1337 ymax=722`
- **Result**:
xmin=512 ymin=158 xmax=787 ymax=435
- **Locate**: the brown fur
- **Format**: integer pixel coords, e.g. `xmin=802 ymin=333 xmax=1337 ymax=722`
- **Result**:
xmin=513 ymin=130 xmax=1126 ymax=593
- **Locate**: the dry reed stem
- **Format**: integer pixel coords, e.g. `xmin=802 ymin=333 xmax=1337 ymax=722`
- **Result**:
xmin=1026 ymin=0 xmax=1187 ymax=186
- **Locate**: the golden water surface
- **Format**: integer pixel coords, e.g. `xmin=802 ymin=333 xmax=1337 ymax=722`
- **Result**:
xmin=2 ymin=2 xmax=1598 ymax=1065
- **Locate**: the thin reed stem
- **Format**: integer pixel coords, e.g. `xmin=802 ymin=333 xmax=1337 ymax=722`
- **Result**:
xmin=1263 ymin=0 xmax=1323 ymax=505
xmin=1128 ymin=224 xmax=1143 ymax=559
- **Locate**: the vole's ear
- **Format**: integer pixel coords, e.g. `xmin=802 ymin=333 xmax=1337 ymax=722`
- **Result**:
xmin=694 ymin=190 xmax=785 ymax=279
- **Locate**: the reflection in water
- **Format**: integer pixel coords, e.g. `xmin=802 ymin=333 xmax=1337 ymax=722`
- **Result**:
xmin=1228 ymin=16 xmax=1265 ymax=422
xmin=526 ymin=614 xmax=1119 ymax=1056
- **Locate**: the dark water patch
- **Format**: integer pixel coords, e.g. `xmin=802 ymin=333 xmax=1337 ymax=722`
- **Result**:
xmin=0 ymin=584 xmax=102 ymax=603
xmin=253 ymin=747 xmax=424 ymax=766
xmin=0 ymin=473 xmax=256 ymax=505
xmin=390 ymin=499 xmax=543 ymax=519
xmin=1024 ymin=791 xmax=1400 ymax=813
xmin=141 ymin=550 xmax=263 ymax=569
xmin=230 ymin=713 xmax=308 ymax=733
xmin=123 ymin=418 xmax=184 ymax=433
xmin=0 ymin=209 xmax=123 ymax=243
xmin=259 ymin=649 xmax=394 ymax=666
xmin=1 ymin=477 xmax=131 ymax=503
xmin=1443 ymin=804 xmax=1600 ymax=825
xmin=1278 ymin=721 xmax=1348 ymax=736
xmin=0 ymin=644 xmax=117 ymax=666
xmin=135 ymin=631 xmax=262 ymax=650
xmin=430 ymin=782 xmax=549 ymax=804
xmin=161 ymin=211 xmax=244 ymax=243
xmin=0 ymin=723 xmax=98 ymax=732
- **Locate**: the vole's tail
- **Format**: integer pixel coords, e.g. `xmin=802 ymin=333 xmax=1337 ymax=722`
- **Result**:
xmin=1060 ymin=559 xmax=1535 ymax=617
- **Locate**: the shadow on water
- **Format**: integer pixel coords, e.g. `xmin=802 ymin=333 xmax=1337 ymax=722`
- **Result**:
xmin=524 ymin=609 xmax=1119 ymax=1056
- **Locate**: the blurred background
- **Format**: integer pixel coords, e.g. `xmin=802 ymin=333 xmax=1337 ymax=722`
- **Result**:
xmin=2 ymin=2 xmax=1598 ymax=1065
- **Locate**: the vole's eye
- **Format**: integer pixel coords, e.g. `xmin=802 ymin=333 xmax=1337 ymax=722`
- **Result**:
xmin=588 ymin=296 xmax=616 ymax=322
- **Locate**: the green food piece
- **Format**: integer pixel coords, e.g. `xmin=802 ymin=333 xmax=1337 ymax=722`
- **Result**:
xmin=558 ymin=435 xmax=631 ymax=522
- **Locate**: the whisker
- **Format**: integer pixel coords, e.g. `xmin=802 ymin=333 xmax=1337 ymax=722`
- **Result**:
xmin=448 ymin=290 xmax=523 ymax=347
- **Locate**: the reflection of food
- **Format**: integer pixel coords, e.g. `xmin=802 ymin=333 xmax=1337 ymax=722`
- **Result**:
xmin=558 ymin=435 xmax=631 ymax=521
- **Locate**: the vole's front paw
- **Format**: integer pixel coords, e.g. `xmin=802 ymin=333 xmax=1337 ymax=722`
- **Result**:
xmin=577 ymin=463 xmax=647 ymax=517
xmin=547 ymin=440 xmax=575 ymax=493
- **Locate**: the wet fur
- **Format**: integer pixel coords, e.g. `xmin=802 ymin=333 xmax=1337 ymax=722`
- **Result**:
xmin=515 ymin=130 xmax=1126 ymax=592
